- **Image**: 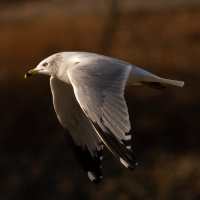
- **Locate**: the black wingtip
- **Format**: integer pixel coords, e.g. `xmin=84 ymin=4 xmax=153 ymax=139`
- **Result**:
xmin=93 ymin=178 xmax=102 ymax=185
xmin=91 ymin=120 xmax=137 ymax=170
xmin=63 ymin=128 xmax=102 ymax=184
xmin=87 ymin=171 xmax=102 ymax=185
xmin=128 ymin=161 xmax=138 ymax=171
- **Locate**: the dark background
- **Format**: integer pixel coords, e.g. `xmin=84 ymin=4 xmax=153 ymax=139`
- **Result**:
xmin=0 ymin=0 xmax=200 ymax=199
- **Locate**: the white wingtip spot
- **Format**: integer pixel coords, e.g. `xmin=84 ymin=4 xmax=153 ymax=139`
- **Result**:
xmin=120 ymin=158 xmax=129 ymax=168
xmin=126 ymin=145 xmax=131 ymax=149
xmin=87 ymin=171 xmax=96 ymax=181
xmin=100 ymin=156 xmax=103 ymax=160
xmin=126 ymin=135 xmax=131 ymax=140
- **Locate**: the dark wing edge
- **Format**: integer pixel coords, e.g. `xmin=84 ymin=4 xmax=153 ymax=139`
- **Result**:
xmin=63 ymin=128 xmax=103 ymax=184
xmin=90 ymin=120 xmax=137 ymax=170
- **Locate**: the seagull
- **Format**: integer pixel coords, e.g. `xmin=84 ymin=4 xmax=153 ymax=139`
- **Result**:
xmin=25 ymin=52 xmax=184 ymax=184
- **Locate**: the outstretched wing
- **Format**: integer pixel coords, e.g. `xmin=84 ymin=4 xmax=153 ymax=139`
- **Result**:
xmin=50 ymin=77 xmax=103 ymax=184
xmin=67 ymin=57 xmax=137 ymax=169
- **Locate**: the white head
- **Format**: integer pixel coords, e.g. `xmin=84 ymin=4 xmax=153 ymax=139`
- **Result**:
xmin=25 ymin=53 xmax=64 ymax=78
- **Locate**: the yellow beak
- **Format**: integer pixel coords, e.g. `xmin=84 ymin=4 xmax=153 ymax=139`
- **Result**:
xmin=24 ymin=69 xmax=38 ymax=78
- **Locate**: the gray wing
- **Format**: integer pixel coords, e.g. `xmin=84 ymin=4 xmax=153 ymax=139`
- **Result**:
xmin=50 ymin=77 xmax=103 ymax=184
xmin=67 ymin=58 xmax=137 ymax=169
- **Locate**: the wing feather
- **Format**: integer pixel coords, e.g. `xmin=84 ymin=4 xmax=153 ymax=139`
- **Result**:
xmin=68 ymin=57 xmax=137 ymax=169
xmin=50 ymin=77 xmax=103 ymax=184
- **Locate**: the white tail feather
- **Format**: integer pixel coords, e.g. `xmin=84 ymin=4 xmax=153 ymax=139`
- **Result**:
xmin=128 ymin=66 xmax=184 ymax=87
xmin=157 ymin=78 xmax=184 ymax=87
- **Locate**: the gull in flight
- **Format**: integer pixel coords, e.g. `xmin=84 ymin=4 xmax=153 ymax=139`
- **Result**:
xmin=25 ymin=52 xmax=184 ymax=184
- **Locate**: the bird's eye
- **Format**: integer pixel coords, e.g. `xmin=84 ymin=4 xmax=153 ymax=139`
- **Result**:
xmin=42 ymin=62 xmax=48 ymax=67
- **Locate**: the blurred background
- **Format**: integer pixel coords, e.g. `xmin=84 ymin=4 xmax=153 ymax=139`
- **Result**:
xmin=0 ymin=0 xmax=200 ymax=199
